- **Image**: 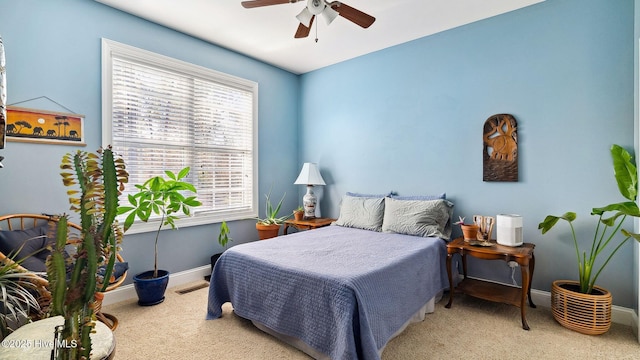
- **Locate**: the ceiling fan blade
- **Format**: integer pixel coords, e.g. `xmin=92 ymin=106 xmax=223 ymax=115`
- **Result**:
xmin=294 ymin=15 xmax=314 ymax=38
xmin=329 ymin=2 xmax=375 ymax=28
xmin=241 ymin=0 xmax=295 ymax=9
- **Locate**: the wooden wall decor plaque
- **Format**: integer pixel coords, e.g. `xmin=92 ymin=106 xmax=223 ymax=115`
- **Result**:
xmin=483 ymin=114 xmax=518 ymax=182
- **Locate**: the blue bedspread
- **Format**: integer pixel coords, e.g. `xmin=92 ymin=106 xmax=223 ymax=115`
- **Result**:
xmin=207 ymin=225 xmax=448 ymax=360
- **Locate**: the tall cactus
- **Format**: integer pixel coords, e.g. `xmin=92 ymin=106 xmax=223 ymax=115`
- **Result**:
xmin=48 ymin=146 xmax=128 ymax=359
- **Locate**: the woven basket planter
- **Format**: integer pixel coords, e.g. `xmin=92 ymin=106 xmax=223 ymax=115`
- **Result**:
xmin=551 ymin=280 xmax=612 ymax=335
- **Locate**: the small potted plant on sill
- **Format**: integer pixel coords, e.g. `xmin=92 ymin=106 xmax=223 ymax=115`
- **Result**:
xmin=255 ymin=190 xmax=290 ymax=240
xmin=293 ymin=206 xmax=304 ymax=221
xmin=118 ymin=167 xmax=201 ymax=306
xmin=538 ymin=144 xmax=640 ymax=335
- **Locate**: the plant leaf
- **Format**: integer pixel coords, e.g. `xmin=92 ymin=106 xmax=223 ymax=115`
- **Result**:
xmin=611 ymin=144 xmax=637 ymax=201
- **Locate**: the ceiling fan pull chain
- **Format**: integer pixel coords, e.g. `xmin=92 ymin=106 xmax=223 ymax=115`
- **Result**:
xmin=315 ymin=22 xmax=319 ymax=42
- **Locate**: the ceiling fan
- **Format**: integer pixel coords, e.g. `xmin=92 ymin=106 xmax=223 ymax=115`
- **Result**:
xmin=241 ymin=0 xmax=376 ymax=39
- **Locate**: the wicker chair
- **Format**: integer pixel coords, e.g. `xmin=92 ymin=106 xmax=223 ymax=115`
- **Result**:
xmin=0 ymin=213 xmax=126 ymax=330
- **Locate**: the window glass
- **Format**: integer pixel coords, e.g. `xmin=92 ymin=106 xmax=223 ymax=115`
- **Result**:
xmin=102 ymin=39 xmax=257 ymax=233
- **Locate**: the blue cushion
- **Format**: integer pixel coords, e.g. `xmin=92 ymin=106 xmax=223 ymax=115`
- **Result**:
xmin=98 ymin=261 xmax=129 ymax=284
xmin=0 ymin=225 xmax=49 ymax=271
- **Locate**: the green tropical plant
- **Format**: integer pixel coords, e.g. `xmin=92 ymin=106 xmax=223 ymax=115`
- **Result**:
xmin=538 ymin=144 xmax=640 ymax=294
xmin=52 ymin=146 xmax=128 ymax=359
xmin=0 ymin=256 xmax=42 ymax=339
xmin=218 ymin=221 xmax=232 ymax=249
xmin=118 ymin=167 xmax=202 ymax=278
xmin=256 ymin=190 xmax=289 ymax=225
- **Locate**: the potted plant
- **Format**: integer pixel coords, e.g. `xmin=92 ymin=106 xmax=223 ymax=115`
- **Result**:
xmin=209 ymin=220 xmax=232 ymax=276
xmin=48 ymin=146 xmax=128 ymax=359
xmin=454 ymin=216 xmax=479 ymax=240
xmin=255 ymin=190 xmax=289 ymax=240
xmin=118 ymin=167 xmax=201 ymax=306
xmin=293 ymin=206 xmax=304 ymax=221
xmin=538 ymin=144 xmax=640 ymax=335
xmin=0 ymin=256 xmax=43 ymax=340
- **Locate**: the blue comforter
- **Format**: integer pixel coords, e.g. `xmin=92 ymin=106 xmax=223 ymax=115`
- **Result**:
xmin=207 ymin=225 xmax=448 ymax=360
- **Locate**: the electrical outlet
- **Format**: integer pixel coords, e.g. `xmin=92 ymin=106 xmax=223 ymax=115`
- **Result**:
xmin=508 ymin=261 xmax=518 ymax=268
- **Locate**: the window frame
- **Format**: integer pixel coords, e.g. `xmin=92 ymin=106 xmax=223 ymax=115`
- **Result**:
xmin=101 ymin=38 xmax=258 ymax=234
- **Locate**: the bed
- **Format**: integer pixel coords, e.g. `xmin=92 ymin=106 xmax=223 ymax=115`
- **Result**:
xmin=207 ymin=195 xmax=453 ymax=360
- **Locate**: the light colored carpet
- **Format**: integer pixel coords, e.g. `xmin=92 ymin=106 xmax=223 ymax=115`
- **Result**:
xmin=102 ymin=281 xmax=639 ymax=359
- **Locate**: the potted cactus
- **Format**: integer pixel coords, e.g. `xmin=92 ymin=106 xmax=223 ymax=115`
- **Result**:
xmin=48 ymin=146 xmax=128 ymax=359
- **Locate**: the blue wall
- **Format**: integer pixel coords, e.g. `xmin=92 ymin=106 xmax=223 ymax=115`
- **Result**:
xmin=0 ymin=0 xmax=300 ymax=283
xmin=300 ymin=0 xmax=637 ymax=308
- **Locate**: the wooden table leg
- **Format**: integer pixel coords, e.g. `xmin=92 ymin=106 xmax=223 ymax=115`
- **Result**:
xmin=528 ymin=253 xmax=536 ymax=308
xmin=520 ymin=262 xmax=531 ymax=330
xmin=445 ymin=253 xmax=454 ymax=308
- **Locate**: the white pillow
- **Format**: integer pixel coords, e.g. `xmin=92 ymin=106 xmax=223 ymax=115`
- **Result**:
xmin=335 ymin=196 xmax=385 ymax=231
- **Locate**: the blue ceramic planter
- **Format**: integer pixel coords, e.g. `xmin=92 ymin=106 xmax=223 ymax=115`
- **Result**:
xmin=133 ymin=270 xmax=170 ymax=306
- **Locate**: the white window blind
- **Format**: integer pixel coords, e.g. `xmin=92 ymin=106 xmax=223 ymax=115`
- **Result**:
xmin=102 ymin=39 xmax=258 ymax=233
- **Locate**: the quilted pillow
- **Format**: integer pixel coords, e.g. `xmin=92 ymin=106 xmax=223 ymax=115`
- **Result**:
xmin=382 ymin=197 xmax=454 ymax=240
xmin=335 ymin=195 xmax=385 ymax=231
xmin=0 ymin=225 xmax=49 ymax=271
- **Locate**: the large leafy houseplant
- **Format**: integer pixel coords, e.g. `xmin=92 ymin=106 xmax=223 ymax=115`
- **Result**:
xmin=118 ymin=167 xmax=201 ymax=278
xmin=52 ymin=147 xmax=128 ymax=359
xmin=538 ymin=144 xmax=640 ymax=294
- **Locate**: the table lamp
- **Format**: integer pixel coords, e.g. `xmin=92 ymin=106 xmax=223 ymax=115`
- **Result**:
xmin=294 ymin=162 xmax=326 ymax=219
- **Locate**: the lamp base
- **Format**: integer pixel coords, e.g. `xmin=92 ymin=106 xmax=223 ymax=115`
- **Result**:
xmin=303 ymin=185 xmax=317 ymax=219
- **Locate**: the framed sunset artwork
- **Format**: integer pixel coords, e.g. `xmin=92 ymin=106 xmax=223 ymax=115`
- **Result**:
xmin=6 ymin=106 xmax=85 ymax=146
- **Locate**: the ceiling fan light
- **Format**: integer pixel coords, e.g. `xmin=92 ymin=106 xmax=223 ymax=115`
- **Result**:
xmin=296 ymin=7 xmax=313 ymax=27
xmin=321 ymin=6 xmax=339 ymax=25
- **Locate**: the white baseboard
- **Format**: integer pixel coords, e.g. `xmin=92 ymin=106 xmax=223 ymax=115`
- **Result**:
xmin=102 ymin=265 xmax=211 ymax=306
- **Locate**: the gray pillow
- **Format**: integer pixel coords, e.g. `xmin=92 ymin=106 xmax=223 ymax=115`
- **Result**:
xmin=335 ymin=196 xmax=385 ymax=231
xmin=381 ymin=197 xmax=454 ymax=240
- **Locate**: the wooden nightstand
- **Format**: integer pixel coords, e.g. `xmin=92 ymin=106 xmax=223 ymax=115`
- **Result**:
xmin=283 ymin=218 xmax=336 ymax=235
xmin=445 ymin=237 xmax=536 ymax=330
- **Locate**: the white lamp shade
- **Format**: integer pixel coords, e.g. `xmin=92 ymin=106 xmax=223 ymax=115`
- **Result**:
xmin=294 ymin=163 xmax=326 ymax=186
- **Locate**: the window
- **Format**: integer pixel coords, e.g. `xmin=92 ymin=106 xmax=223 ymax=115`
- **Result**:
xmin=101 ymin=39 xmax=258 ymax=234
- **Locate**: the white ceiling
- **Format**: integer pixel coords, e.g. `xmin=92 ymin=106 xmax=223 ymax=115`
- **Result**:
xmin=95 ymin=0 xmax=544 ymax=74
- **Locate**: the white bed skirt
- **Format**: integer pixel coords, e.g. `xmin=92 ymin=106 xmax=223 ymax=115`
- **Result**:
xmin=250 ymin=291 xmax=444 ymax=360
